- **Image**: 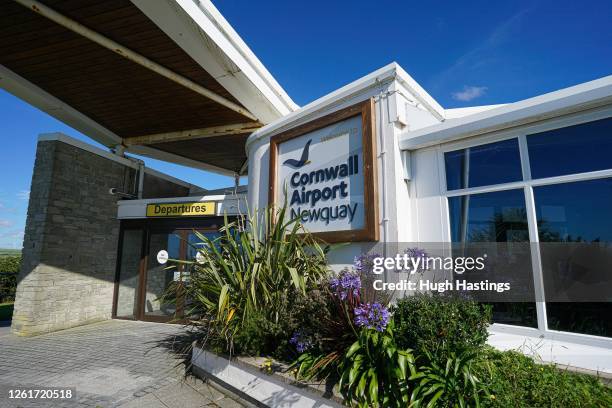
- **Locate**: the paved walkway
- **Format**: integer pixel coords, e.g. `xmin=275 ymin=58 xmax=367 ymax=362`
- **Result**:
xmin=0 ymin=320 xmax=244 ymax=408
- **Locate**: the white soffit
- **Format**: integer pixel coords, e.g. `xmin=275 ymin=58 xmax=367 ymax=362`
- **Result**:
xmin=0 ymin=64 xmax=238 ymax=176
xmin=131 ymin=0 xmax=298 ymax=124
xmin=400 ymin=75 xmax=612 ymax=150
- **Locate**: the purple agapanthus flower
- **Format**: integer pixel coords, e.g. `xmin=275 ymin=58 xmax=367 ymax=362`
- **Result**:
xmin=354 ymin=302 xmax=390 ymax=332
xmin=404 ymin=247 xmax=428 ymax=273
xmin=353 ymin=253 xmax=382 ymax=275
xmin=290 ymin=330 xmax=313 ymax=353
xmin=330 ymin=270 xmax=361 ymax=300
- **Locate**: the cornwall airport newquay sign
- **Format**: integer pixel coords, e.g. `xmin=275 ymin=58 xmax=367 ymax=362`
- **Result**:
xmin=268 ymin=99 xmax=379 ymax=242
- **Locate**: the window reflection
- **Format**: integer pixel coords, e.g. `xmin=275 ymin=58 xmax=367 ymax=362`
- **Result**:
xmin=527 ymin=117 xmax=612 ymax=179
xmin=186 ymin=230 xmax=222 ymax=259
xmin=115 ymin=229 xmax=143 ymax=319
xmin=448 ymin=189 xmax=537 ymax=327
xmin=449 ymin=189 xmax=530 ymax=243
xmin=145 ymin=231 xmax=181 ymax=318
xmin=445 ymin=138 xmax=522 ymax=191
xmin=534 ymin=178 xmax=612 ymax=337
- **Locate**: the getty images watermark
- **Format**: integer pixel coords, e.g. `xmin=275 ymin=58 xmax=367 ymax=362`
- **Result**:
xmin=368 ymin=250 xmax=512 ymax=294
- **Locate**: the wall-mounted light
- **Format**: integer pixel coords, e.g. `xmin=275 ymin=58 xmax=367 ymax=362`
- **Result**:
xmin=401 ymin=150 xmax=412 ymax=183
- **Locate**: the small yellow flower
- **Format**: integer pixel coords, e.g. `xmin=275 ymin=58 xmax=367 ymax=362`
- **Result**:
xmin=490 ymin=395 xmax=496 ymax=400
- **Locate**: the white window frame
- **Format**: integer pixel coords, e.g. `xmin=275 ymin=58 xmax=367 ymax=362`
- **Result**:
xmin=437 ymin=105 xmax=612 ymax=348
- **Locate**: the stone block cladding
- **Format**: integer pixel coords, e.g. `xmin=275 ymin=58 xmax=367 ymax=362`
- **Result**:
xmin=12 ymin=139 xmax=189 ymax=336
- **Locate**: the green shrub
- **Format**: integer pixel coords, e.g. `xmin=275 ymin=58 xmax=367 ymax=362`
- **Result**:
xmin=411 ymin=351 xmax=487 ymax=408
xmin=290 ymin=267 xmax=391 ymax=382
xmin=290 ymin=277 xmax=364 ymax=382
xmin=232 ymin=307 xmax=288 ymax=357
xmin=231 ymin=286 xmax=331 ymax=359
xmin=0 ymin=302 xmax=14 ymax=320
xmin=0 ymin=255 xmax=20 ymax=303
xmin=165 ymin=205 xmax=330 ymax=354
xmin=475 ymin=347 xmax=612 ymax=407
xmin=392 ymin=293 xmax=492 ymax=365
xmin=338 ymin=322 xmax=416 ymax=407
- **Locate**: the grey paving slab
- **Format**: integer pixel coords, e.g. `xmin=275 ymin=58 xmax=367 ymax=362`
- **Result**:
xmin=0 ymin=320 xmax=245 ymax=408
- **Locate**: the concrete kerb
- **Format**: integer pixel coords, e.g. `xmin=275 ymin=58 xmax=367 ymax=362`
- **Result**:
xmin=191 ymin=343 xmax=345 ymax=407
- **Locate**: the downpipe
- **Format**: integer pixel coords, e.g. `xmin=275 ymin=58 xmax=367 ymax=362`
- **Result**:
xmin=374 ymin=91 xmax=390 ymax=256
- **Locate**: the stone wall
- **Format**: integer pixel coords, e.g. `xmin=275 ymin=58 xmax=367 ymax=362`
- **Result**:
xmin=12 ymin=138 xmax=190 ymax=336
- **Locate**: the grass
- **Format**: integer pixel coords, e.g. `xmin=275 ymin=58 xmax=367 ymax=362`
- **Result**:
xmin=0 ymin=249 xmax=21 ymax=257
xmin=0 ymin=302 xmax=14 ymax=321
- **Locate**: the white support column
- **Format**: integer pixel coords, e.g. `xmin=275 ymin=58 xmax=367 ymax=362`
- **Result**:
xmin=519 ymin=133 xmax=548 ymax=333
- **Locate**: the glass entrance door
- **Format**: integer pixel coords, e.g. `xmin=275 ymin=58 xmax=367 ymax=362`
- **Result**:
xmin=113 ymin=217 xmax=228 ymax=323
xmin=143 ymin=229 xmax=182 ymax=321
xmin=115 ymin=229 xmax=144 ymax=319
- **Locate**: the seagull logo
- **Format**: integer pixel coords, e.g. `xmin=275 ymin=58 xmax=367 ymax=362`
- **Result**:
xmin=283 ymin=139 xmax=312 ymax=168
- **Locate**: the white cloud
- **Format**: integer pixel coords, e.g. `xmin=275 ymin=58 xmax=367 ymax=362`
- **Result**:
xmin=17 ymin=190 xmax=30 ymax=200
xmin=452 ymin=86 xmax=488 ymax=102
xmin=0 ymin=220 xmax=11 ymax=228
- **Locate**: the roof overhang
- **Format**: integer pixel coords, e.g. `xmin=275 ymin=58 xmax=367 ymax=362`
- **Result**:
xmin=399 ymin=75 xmax=612 ymax=150
xmin=0 ymin=0 xmax=297 ymax=175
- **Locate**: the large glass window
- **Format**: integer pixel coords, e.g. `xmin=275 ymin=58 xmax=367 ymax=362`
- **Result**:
xmin=448 ymin=189 xmax=537 ymax=327
xmin=445 ymin=138 xmax=522 ymax=191
xmin=449 ymin=189 xmax=529 ymax=243
xmin=527 ymin=117 xmax=612 ymax=179
xmin=534 ymin=178 xmax=612 ymax=337
xmin=443 ymin=115 xmax=612 ymax=338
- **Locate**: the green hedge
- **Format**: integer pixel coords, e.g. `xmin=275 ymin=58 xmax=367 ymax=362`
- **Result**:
xmin=0 ymin=255 xmax=20 ymax=303
xmin=0 ymin=303 xmax=13 ymax=321
xmin=389 ymin=295 xmax=612 ymax=407
xmin=392 ymin=293 xmax=492 ymax=365
xmin=476 ymin=347 xmax=612 ymax=407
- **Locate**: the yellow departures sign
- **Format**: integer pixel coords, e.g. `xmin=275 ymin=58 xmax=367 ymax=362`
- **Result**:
xmin=146 ymin=202 xmax=215 ymax=217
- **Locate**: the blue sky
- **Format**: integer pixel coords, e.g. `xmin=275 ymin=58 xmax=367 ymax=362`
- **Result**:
xmin=0 ymin=0 xmax=610 ymax=248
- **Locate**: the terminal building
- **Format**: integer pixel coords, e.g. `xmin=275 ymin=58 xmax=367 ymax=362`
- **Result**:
xmin=1 ymin=0 xmax=611 ymax=372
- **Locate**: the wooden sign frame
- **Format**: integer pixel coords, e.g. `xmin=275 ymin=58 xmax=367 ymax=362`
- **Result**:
xmin=268 ymin=98 xmax=379 ymax=243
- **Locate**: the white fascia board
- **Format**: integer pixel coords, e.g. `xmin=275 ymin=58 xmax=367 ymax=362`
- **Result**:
xmin=131 ymin=0 xmax=297 ymax=124
xmin=38 ymin=132 xmax=196 ymax=189
xmin=117 ymin=194 xmax=247 ymax=219
xmin=118 ymin=194 xmax=245 ymax=205
xmin=0 ymin=64 xmax=121 ymax=147
xmin=246 ymin=62 xmax=445 ymax=150
xmin=393 ymin=64 xmax=445 ymax=120
xmin=192 ymin=0 xmax=298 ymax=113
xmin=126 ymin=144 xmax=236 ymax=176
xmin=400 ymin=75 xmax=612 ymax=150
xmin=444 ymin=104 xmax=508 ymax=119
